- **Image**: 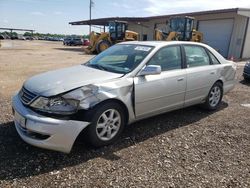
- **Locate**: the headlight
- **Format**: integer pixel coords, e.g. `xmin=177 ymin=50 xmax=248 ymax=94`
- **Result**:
xmin=30 ymin=85 xmax=98 ymax=115
xmin=30 ymin=96 xmax=79 ymax=115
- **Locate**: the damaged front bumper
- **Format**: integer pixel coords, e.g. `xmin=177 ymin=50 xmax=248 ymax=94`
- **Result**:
xmin=12 ymin=94 xmax=90 ymax=153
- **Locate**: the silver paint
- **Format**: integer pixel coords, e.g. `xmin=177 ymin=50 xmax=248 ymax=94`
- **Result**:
xmin=12 ymin=41 xmax=237 ymax=153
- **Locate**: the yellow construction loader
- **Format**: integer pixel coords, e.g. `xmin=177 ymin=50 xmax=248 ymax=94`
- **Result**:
xmin=155 ymin=16 xmax=203 ymax=42
xmin=85 ymin=20 xmax=139 ymax=54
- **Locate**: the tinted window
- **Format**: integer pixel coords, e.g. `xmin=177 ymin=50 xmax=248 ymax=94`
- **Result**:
xmin=208 ymin=51 xmax=220 ymax=64
xmin=148 ymin=46 xmax=182 ymax=71
xmin=184 ymin=46 xmax=210 ymax=67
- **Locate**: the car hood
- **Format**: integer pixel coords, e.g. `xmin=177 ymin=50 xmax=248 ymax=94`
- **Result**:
xmin=23 ymin=65 xmax=123 ymax=97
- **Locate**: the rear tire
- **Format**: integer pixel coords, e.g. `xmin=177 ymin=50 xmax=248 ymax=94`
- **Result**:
xmin=202 ymin=82 xmax=223 ymax=110
xmin=96 ymin=40 xmax=111 ymax=54
xmin=86 ymin=102 xmax=126 ymax=147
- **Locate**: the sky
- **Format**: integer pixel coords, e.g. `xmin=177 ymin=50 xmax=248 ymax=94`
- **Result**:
xmin=0 ymin=0 xmax=250 ymax=35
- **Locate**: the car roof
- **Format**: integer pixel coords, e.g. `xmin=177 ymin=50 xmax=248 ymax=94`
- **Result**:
xmin=119 ymin=41 xmax=210 ymax=48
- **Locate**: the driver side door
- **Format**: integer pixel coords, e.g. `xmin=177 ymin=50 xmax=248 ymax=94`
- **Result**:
xmin=134 ymin=45 xmax=187 ymax=118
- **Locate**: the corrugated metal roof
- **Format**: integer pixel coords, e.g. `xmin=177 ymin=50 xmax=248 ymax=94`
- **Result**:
xmin=69 ymin=8 xmax=250 ymax=26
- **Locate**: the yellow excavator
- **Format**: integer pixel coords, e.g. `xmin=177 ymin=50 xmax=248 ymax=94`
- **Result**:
xmin=155 ymin=16 xmax=203 ymax=42
xmin=85 ymin=20 xmax=139 ymax=54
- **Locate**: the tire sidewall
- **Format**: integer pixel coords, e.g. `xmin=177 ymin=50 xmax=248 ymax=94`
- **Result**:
xmin=205 ymin=82 xmax=223 ymax=110
xmin=86 ymin=102 xmax=126 ymax=147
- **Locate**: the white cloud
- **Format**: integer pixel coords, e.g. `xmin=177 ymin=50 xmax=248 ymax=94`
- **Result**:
xmin=54 ymin=11 xmax=62 ymax=15
xmin=30 ymin=11 xmax=45 ymax=16
xmin=144 ymin=0 xmax=250 ymax=15
xmin=3 ymin=19 xmax=9 ymax=23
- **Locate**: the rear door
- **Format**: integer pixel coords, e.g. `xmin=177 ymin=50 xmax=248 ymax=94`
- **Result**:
xmin=134 ymin=45 xmax=187 ymax=118
xmin=184 ymin=45 xmax=218 ymax=106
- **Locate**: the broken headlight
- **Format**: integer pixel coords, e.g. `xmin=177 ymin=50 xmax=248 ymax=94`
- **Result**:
xmin=30 ymin=96 xmax=80 ymax=115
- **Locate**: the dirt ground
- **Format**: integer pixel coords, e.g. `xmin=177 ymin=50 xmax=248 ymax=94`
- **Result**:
xmin=0 ymin=40 xmax=250 ymax=187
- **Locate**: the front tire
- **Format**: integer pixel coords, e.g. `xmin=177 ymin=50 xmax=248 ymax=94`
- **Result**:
xmin=86 ymin=102 xmax=126 ymax=147
xmin=202 ymin=82 xmax=223 ymax=110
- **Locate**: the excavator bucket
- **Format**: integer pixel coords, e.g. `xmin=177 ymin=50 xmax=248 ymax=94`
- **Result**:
xmin=83 ymin=46 xmax=95 ymax=54
xmin=83 ymin=31 xmax=99 ymax=54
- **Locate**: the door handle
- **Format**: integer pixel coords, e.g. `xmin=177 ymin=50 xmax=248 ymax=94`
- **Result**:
xmin=210 ymin=71 xmax=216 ymax=75
xmin=177 ymin=77 xmax=184 ymax=81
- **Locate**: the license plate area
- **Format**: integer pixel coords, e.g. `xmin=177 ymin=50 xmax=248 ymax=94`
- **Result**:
xmin=14 ymin=110 xmax=26 ymax=128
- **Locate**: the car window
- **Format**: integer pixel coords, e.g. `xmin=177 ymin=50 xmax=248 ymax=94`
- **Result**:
xmin=184 ymin=45 xmax=210 ymax=67
xmin=208 ymin=51 xmax=220 ymax=64
xmin=86 ymin=44 xmax=154 ymax=74
xmin=148 ymin=46 xmax=182 ymax=71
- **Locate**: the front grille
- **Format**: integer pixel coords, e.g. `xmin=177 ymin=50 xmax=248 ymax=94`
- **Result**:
xmin=19 ymin=87 xmax=37 ymax=105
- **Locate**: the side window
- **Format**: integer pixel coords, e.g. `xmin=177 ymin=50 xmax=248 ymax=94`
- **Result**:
xmin=148 ymin=46 xmax=182 ymax=71
xmin=208 ymin=51 xmax=221 ymax=64
xmin=184 ymin=46 xmax=210 ymax=67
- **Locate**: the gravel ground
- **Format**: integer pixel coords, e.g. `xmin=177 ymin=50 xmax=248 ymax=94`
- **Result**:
xmin=0 ymin=40 xmax=250 ymax=187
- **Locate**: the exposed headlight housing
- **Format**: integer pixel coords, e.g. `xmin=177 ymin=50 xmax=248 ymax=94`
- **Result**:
xmin=30 ymin=96 xmax=79 ymax=115
xmin=29 ymin=85 xmax=99 ymax=115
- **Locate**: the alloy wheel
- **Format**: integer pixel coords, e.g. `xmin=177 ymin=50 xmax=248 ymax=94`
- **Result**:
xmin=209 ymin=86 xmax=221 ymax=107
xmin=96 ymin=109 xmax=121 ymax=141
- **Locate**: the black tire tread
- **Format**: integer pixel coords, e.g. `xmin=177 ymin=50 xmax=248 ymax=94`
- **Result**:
xmin=85 ymin=102 xmax=126 ymax=147
xmin=202 ymin=81 xmax=223 ymax=111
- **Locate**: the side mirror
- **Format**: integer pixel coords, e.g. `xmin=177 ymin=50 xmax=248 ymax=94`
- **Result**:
xmin=138 ymin=65 xmax=161 ymax=76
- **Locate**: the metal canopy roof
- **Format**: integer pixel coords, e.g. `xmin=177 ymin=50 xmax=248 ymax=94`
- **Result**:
xmin=0 ymin=27 xmax=35 ymax=32
xmin=69 ymin=8 xmax=250 ymax=26
xmin=69 ymin=17 xmax=148 ymax=26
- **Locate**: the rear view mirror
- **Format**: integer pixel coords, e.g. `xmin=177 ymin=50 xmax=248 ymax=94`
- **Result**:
xmin=138 ymin=65 xmax=161 ymax=76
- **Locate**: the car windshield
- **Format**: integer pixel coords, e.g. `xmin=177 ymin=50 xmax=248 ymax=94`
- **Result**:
xmin=85 ymin=44 xmax=154 ymax=74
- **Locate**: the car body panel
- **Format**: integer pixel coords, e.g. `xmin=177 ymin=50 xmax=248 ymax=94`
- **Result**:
xmin=63 ymin=77 xmax=136 ymax=123
xmin=24 ymin=65 xmax=122 ymax=97
xmin=134 ymin=69 xmax=187 ymax=118
xmin=12 ymin=94 xmax=90 ymax=153
xmin=184 ymin=65 xmax=219 ymax=106
xmin=243 ymin=62 xmax=250 ymax=80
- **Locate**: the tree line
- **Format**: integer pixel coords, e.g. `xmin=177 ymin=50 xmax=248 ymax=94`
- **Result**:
xmin=0 ymin=31 xmax=89 ymax=39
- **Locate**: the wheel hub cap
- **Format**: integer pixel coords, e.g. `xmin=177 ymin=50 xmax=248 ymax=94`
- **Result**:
xmin=209 ymin=86 xmax=221 ymax=107
xmin=96 ymin=109 xmax=121 ymax=141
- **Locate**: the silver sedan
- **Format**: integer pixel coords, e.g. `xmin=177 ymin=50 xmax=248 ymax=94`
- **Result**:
xmin=12 ymin=41 xmax=237 ymax=153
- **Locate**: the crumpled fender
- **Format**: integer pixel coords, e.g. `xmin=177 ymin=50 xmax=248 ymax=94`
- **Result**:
xmin=63 ymin=78 xmax=136 ymax=123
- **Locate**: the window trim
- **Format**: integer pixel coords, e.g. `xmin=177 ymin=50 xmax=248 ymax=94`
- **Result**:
xmin=146 ymin=44 xmax=184 ymax=72
xmin=205 ymin=48 xmax=222 ymax=65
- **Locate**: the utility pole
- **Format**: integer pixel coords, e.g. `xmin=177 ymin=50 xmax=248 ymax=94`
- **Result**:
xmin=89 ymin=0 xmax=94 ymax=34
